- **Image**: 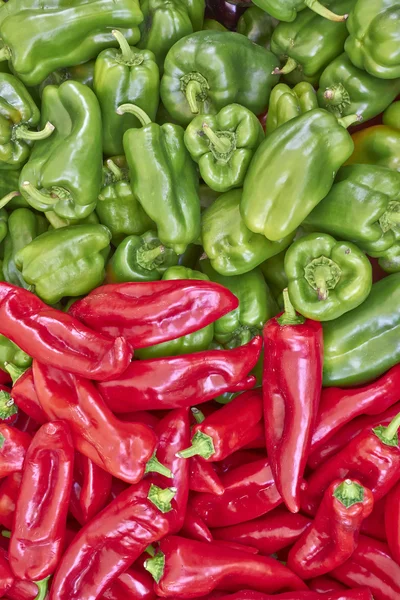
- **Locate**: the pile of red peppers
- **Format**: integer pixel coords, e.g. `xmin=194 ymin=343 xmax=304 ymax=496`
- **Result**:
xmin=0 ymin=277 xmax=399 ymax=600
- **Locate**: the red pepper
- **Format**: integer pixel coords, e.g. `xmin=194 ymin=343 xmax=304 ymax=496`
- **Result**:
xmin=10 ymin=368 xmax=47 ymax=425
xmin=0 ymin=471 xmax=21 ymax=530
xmin=212 ymin=507 xmax=311 ymax=555
xmin=189 ymin=457 xmax=225 ymax=496
xmin=192 ymin=457 xmax=282 ymax=528
xmin=301 ymin=412 xmax=400 ymax=516
xmin=180 ymin=504 xmax=213 ymax=543
xmin=0 ymin=386 xmax=17 ymax=425
xmin=145 ymin=536 xmax=307 ymax=596
xmin=211 ymin=540 xmax=260 ymax=555
xmin=32 ymin=361 xmax=165 ymax=484
xmin=0 ymin=424 xmax=31 ymax=478
xmin=242 ymin=430 xmax=266 ymax=450
xmin=384 ymin=480 xmax=400 ymax=564
xmin=0 ymin=547 xmax=14 ymax=597
xmin=331 ymin=535 xmax=400 ymax=600
xmin=308 ymin=576 xmax=348 ymax=593
xmin=49 ymin=481 xmax=178 ymax=600
xmin=0 ymin=370 xmax=11 ymax=385
xmin=97 ymin=337 xmax=261 ymax=412
xmin=215 ymin=450 xmax=265 ymax=475
xmin=9 ymin=421 xmax=74 ymax=581
xmin=177 ymin=390 xmax=263 ymax=462
xmin=110 ymin=478 xmax=130 ymax=501
xmin=310 ymin=364 xmax=400 ymax=460
xmin=288 ymin=479 xmax=374 ymax=579
xmin=201 ymin=591 xmax=373 ymax=600
xmin=69 ymin=452 xmax=112 ymax=525
xmin=263 ymin=290 xmax=323 ymax=514
xmin=6 ymin=575 xmax=48 ymax=600
xmin=101 ymin=566 xmax=157 ymax=600
xmin=69 ymin=280 xmax=238 ymax=349
xmin=120 ymin=411 xmax=160 ymax=429
xmin=360 ymin=497 xmax=386 ymax=542
xmin=0 ymin=283 xmax=131 ymax=381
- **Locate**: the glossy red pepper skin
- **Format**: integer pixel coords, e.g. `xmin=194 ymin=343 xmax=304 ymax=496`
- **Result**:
xmin=207 ymin=591 xmax=373 ymax=600
xmin=101 ymin=566 xmax=157 ymax=600
xmin=10 ymin=368 xmax=47 ymax=425
xmin=384 ymin=480 xmax=400 ymax=564
xmin=120 ymin=411 xmax=160 ymax=429
xmin=49 ymin=480 xmax=178 ymax=600
xmin=69 ymin=452 xmax=112 ymax=526
xmin=9 ymin=421 xmax=74 ymax=580
xmin=215 ymin=450 xmax=265 ymax=475
xmin=212 ymin=507 xmax=311 ymax=555
xmin=308 ymin=576 xmax=347 ymax=593
xmin=97 ymin=337 xmax=261 ymax=412
xmin=180 ymin=504 xmax=213 ymax=543
xmin=331 ymin=535 xmax=400 ymax=600
xmin=192 ymin=457 xmax=282 ymax=528
xmin=0 ymin=371 xmax=11 ymax=385
xmin=33 ymin=361 xmax=158 ymax=484
xmin=6 ymin=577 xmax=39 ymax=600
xmin=360 ymin=497 xmax=386 ymax=541
xmin=310 ymin=364 xmax=400 ymax=460
xmin=0 ymin=283 xmax=131 ymax=381
xmin=0 ymin=471 xmax=21 ymax=530
xmin=189 ymin=457 xmax=225 ymax=495
xmin=263 ymin=297 xmax=323 ymax=514
xmin=70 ymin=280 xmax=238 ymax=349
xmin=288 ymin=479 xmax=374 ymax=579
xmin=148 ymin=536 xmax=307 ymax=597
xmin=0 ymin=548 xmax=14 ymax=597
xmin=0 ymin=425 xmax=31 ymax=478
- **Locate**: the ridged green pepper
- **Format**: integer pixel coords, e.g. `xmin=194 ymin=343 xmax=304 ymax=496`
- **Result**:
xmin=270 ymin=0 xmax=356 ymax=83
xmin=97 ymin=158 xmax=154 ymax=246
xmin=0 ymin=334 xmax=31 ymax=374
xmin=15 ymin=224 xmax=111 ymax=304
xmin=0 ymin=0 xmax=143 ymax=86
xmin=318 ymin=54 xmax=400 ymax=121
xmin=160 ymin=31 xmax=279 ymax=126
xmin=94 ymin=30 xmax=160 ymax=157
xmin=120 ymin=104 xmax=201 ymax=254
xmin=3 ymin=207 xmax=47 ymax=289
xmin=236 ymin=7 xmax=277 ymax=48
xmin=106 ymin=230 xmax=179 ymax=283
xmin=20 ymin=81 xmax=103 ymax=221
xmin=345 ymin=0 xmax=400 ymax=80
xmin=323 ymin=273 xmax=400 ymax=386
xmin=138 ymin=0 xmax=205 ymax=72
xmin=0 ymin=73 xmax=55 ymax=170
xmin=201 ymin=189 xmax=294 ymax=276
xmin=184 ymin=104 xmax=264 ymax=192
xmin=251 ymin=0 xmax=348 ymax=22
xmin=136 ymin=266 xmax=214 ymax=359
xmin=284 ymin=232 xmax=372 ymax=321
xmin=266 ymin=82 xmax=318 ymax=134
xmin=241 ymin=109 xmax=357 ymax=241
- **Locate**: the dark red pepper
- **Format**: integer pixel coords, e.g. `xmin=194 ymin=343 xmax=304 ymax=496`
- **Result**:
xmin=0 ymin=283 xmax=131 ymax=381
xmin=6 ymin=575 xmax=48 ymax=600
xmin=180 ymin=503 xmax=213 ymax=543
xmin=120 ymin=411 xmax=160 ymax=430
xmin=202 ymin=591 xmax=373 ymax=600
xmin=263 ymin=290 xmax=323 ymax=514
xmin=215 ymin=450 xmax=266 ymax=475
xmin=10 ymin=368 xmax=47 ymax=425
xmin=0 ymin=424 xmax=31 ymax=478
xmin=189 ymin=457 xmax=225 ymax=496
xmin=70 ymin=280 xmax=238 ymax=349
xmin=69 ymin=452 xmax=113 ymax=526
xmin=0 ymin=471 xmax=21 ymax=530
xmin=0 ymin=370 xmax=11 ymax=385
xmin=308 ymin=576 xmax=348 ymax=593
xmin=360 ymin=497 xmax=386 ymax=542
xmin=101 ymin=566 xmax=157 ymax=600
xmin=0 ymin=547 xmax=14 ymax=597
xmin=384 ymin=480 xmax=400 ymax=564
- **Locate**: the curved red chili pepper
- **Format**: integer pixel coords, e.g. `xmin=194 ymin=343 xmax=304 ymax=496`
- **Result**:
xmin=69 ymin=452 xmax=112 ymax=526
xmin=0 ymin=471 xmax=21 ymax=530
xmin=0 ymin=283 xmax=131 ymax=381
xmin=101 ymin=565 xmax=157 ymax=600
xmin=189 ymin=457 xmax=224 ymax=496
xmin=180 ymin=503 xmax=213 ymax=543
xmin=10 ymin=368 xmax=47 ymax=425
xmin=0 ymin=424 xmax=31 ymax=478
xmin=385 ymin=480 xmax=400 ymax=564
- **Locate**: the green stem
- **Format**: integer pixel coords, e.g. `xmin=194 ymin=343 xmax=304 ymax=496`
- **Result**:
xmin=145 ymin=551 xmax=165 ymax=583
xmin=381 ymin=412 xmax=400 ymax=442
xmin=333 ymin=479 xmax=365 ymax=508
xmin=191 ymin=407 xmax=205 ymax=424
xmin=338 ymin=114 xmax=362 ymax=129
xmin=4 ymin=362 xmax=28 ymax=384
xmin=272 ymin=57 xmax=298 ymax=76
xmin=324 ymin=84 xmax=350 ymax=107
xmin=21 ymin=181 xmax=55 ymax=207
xmin=304 ymin=0 xmax=348 ymax=21
xmin=185 ymin=80 xmax=202 ymax=114
xmin=112 ymin=29 xmax=135 ymax=62
xmin=140 ymin=245 xmax=165 ymax=265
xmin=116 ymin=103 xmax=152 ymax=126
xmin=1 ymin=530 xmax=10 ymax=538
xmin=0 ymin=46 xmax=10 ymax=62
xmin=314 ymin=267 xmax=328 ymax=301
xmin=277 ymin=289 xmax=305 ymax=326
xmin=147 ymin=484 xmax=176 ymax=514
xmin=34 ymin=577 xmax=50 ymax=600
xmin=0 ymin=390 xmax=17 ymax=421
xmin=0 ymin=191 xmax=19 ymax=210
xmin=145 ymin=454 xmax=173 ymax=479
xmin=145 ymin=545 xmax=156 ymax=557
xmin=45 ymin=211 xmax=70 ymax=229
xmin=106 ymin=159 xmax=124 ymax=182
xmin=202 ymin=124 xmax=232 ymax=154
xmin=14 ymin=121 xmax=55 ymax=141
xmin=177 ymin=431 xmax=215 ymax=460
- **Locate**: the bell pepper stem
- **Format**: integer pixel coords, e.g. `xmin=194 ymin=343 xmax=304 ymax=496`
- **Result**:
xmin=14 ymin=121 xmax=55 ymax=141
xmin=112 ymin=29 xmax=135 ymax=62
xmin=21 ymin=181 xmax=56 ymax=207
xmin=34 ymin=577 xmax=50 ymax=600
xmin=324 ymin=84 xmax=350 ymax=107
xmin=314 ymin=268 xmax=329 ymax=301
xmin=145 ymin=551 xmax=165 ymax=583
xmin=185 ymin=80 xmax=203 ymax=114
xmin=333 ymin=479 xmax=365 ymax=508
xmin=304 ymin=0 xmax=348 ymax=21
xmin=4 ymin=362 xmax=28 ymax=384
xmin=378 ymin=412 xmax=400 ymax=444
xmin=0 ymin=46 xmax=10 ymax=62
xmin=272 ymin=57 xmax=297 ymax=76
xmin=147 ymin=484 xmax=176 ymax=514
xmin=145 ymin=454 xmax=173 ymax=479
xmin=145 ymin=545 xmax=156 ymax=557
xmin=116 ymin=103 xmax=152 ymax=126
xmin=139 ymin=245 xmax=165 ymax=267
xmin=0 ymin=191 xmax=19 ymax=210
xmin=191 ymin=407 xmax=205 ymax=424
xmin=202 ymin=123 xmax=232 ymax=154
xmin=0 ymin=391 xmax=17 ymax=421
xmin=106 ymin=159 xmax=124 ymax=182
xmin=45 ymin=211 xmax=70 ymax=229
xmin=338 ymin=114 xmax=362 ymax=129
xmin=277 ymin=289 xmax=306 ymax=326
xmin=177 ymin=431 xmax=215 ymax=460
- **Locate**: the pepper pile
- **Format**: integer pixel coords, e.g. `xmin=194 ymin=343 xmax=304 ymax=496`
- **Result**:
xmin=0 ymin=0 xmax=399 ymax=598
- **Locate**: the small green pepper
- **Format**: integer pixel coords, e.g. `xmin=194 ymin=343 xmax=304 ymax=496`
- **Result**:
xmin=266 ymin=82 xmax=318 ymax=134
xmin=260 ymin=249 xmax=288 ymax=301
xmin=203 ymin=19 xmax=228 ymax=32
xmin=0 ymin=334 xmax=31 ymax=374
xmin=251 ymin=0 xmax=348 ymax=22
xmin=236 ymin=7 xmax=277 ymax=48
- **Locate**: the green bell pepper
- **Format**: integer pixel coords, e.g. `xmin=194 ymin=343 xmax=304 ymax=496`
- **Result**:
xmin=270 ymin=0 xmax=356 ymax=84
xmin=251 ymin=0 xmax=348 ymax=22
xmin=160 ymin=30 xmax=279 ymax=127
xmin=346 ymin=124 xmax=400 ymax=172
xmin=201 ymin=189 xmax=294 ymax=276
xmin=345 ymin=0 xmax=400 ymax=80
xmin=119 ymin=104 xmax=201 ymax=254
xmin=38 ymin=60 xmax=97 ymax=97
xmin=0 ymin=334 xmax=31 ymax=374
xmin=0 ymin=169 xmax=28 ymax=209
xmin=318 ymin=54 xmax=400 ymax=121
xmin=266 ymin=82 xmax=318 ymax=135
xmin=0 ymin=0 xmax=143 ymax=86
xmin=93 ymin=30 xmax=160 ymax=157
xmin=383 ymin=101 xmax=400 ymax=130
xmin=184 ymin=104 xmax=264 ymax=193
xmin=0 ymin=73 xmax=55 ymax=170
xmin=241 ymin=109 xmax=357 ymax=241
xmin=20 ymin=80 xmax=103 ymax=221
xmin=106 ymin=230 xmax=179 ymax=283
xmin=260 ymin=249 xmax=288 ymax=302
xmin=138 ymin=0 xmax=205 ymax=72
xmin=323 ymin=273 xmax=400 ymax=386
xmin=203 ymin=19 xmax=228 ymax=32
xmin=136 ymin=266 xmax=214 ymax=359
xmin=3 ymin=207 xmax=47 ymax=289
xmin=284 ymin=232 xmax=372 ymax=321
xmin=97 ymin=158 xmax=154 ymax=246
xmin=236 ymin=7 xmax=277 ymax=48
xmin=0 ymin=209 xmax=7 ymax=244
xmin=15 ymin=224 xmax=111 ymax=304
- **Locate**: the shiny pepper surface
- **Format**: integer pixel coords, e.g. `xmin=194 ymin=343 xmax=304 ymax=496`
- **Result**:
xmin=266 ymin=82 xmax=318 ymax=135
xmin=251 ymin=0 xmax=349 ymax=22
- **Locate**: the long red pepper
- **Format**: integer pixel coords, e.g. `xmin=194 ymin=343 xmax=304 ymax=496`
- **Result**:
xmin=204 ymin=591 xmax=373 ymax=600
xmin=384 ymin=480 xmax=400 ymax=564
xmin=189 ymin=456 xmax=225 ymax=495
xmin=192 ymin=457 xmax=282 ymax=528
xmin=301 ymin=412 xmax=400 ymax=516
xmin=215 ymin=450 xmax=266 ymax=475
xmin=49 ymin=481 xmax=178 ymax=600
xmin=288 ymin=479 xmax=374 ymax=579
xmin=6 ymin=577 xmax=48 ymax=600
xmin=180 ymin=504 xmax=213 ymax=543
xmin=69 ymin=280 xmax=238 ymax=348
xmin=9 ymin=421 xmax=74 ymax=581
xmin=212 ymin=507 xmax=311 ymax=555
xmin=310 ymin=363 xmax=400 ymax=458
xmin=101 ymin=566 xmax=157 ymax=600
xmin=0 ymin=472 xmax=21 ymax=530
xmin=97 ymin=337 xmax=262 ymax=412
xmin=10 ymin=368 xmax=47 ymax=425
xmin=69 ymin=452 xmax=113 ymax=525
xmin=120 ymin=411 xmax=161 ymax=430
xmin=0 ymin=547 xmax=14 ymax=597
xmin=263 ymin=290 xmax=323 ymax=514
xmin=177 ymin=390 xmax=263 ymax=462
xmin=0 ymin=425 xmax=31 ymax=478
xmin=308 ymin=576 xmax=348 ymax=593
xmin=145 ymin=536 xmax=307 ymax=596
xmin=360 ymin=497 xmax=386 ymax=541
xmin=0 ymin=283 xmax=131 ymax=381
xmin=32 ymin=361 xmax=165 ymax=484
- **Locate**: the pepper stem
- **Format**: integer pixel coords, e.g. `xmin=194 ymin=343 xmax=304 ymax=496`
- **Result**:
xmin=374 ymin=412 xmax=400 ymax=446
xmin=112 ymin=29 xmax=135 ymax=62
xmin=34 ymin=577 xmax=50 ymax=600
xmin=314 ymin=267 xmax=329 ymax=301
xmin=1 ymin=530 xmax=10 ymax=538
xmin=191 ymin=407 xmax=205 ymax=424
xmin=333 ymin=479 xmax=365 ymax=508
xmin=145 ymin=545 xmax=156 ymax=557
xmin=0 ymin=191 xmax=19 ymax=210
xmin=0 ymin=391 xmax=17 ymax=421
xmin=185 ymin=80 xmax=203 ymax=114
xmin=338 ymin=114 xmax=362 ymax=129
xmin=324 ymin=84 xmax=350 ymax=107
xmin=272 ymin=57 xmax=298 ymax=76
xmin=277 ymin=289 xmax=305 ymax=326
xmin=177 ymin=431 xmax=215 ymax=460
xmin=304 ymin=0 xmax=348 ymax=21
xmin=4 ymin=362 xmax=28 ymax=384
xmin=106 ymin=159 xmax=124 ymax=182
xmin=147 ymin=484 xmax=176 ymax=514
xmin=14 ymin=121 xmax=55 ymax=141
xmin=145 ymin=454 xmax=173 ymax=479
xmin=116 ymin=103 xmax=152 ymax=126
xmin=137 ymin=244 xmax=165 ymax=270
xmin=21 ymin=181 xmax=55 ymax=208
xmin=145 ymin=551 xmax=165 ymax=583
xmin=0 ymin=46 xmax=11 ymax=62
xmin=202 ymin=124 xmax=232 ymax=154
